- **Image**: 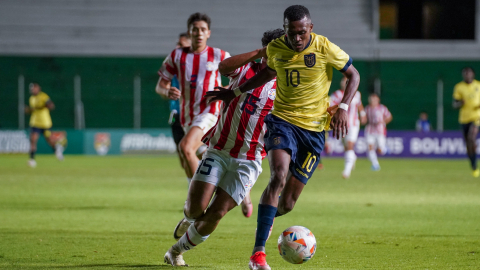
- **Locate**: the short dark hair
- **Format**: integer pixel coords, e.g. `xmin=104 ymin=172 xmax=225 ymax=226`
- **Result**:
xmin=187 ymin=12 xmax=211 ymax=29
xmin=369 ymin=92 xmax=379 ymax=97
xmin=261 ymin=28 xmax=285 ymax=47
xmin=463 ymin=66 xmax=475 ymax=74
xmin=284 ymin=5 xmax=311 ymax=22
xmin=179 ymin=32 xmax=188 ymax=38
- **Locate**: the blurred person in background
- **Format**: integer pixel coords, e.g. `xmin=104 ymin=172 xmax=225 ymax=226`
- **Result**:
xmin=157 ymin=32 xmax=191 ymax=169
xmin=453 ymin=67 xmax=480 ymax=177
xmin=329 ymin=77 xmax=367 ymax=178
xmin=415 ymin=111 xmax=431 ymax=133
xmin=364 ymin=93 xmax=392 ymax=171
xmin=25 ymin=83 xmax=64 ymax=168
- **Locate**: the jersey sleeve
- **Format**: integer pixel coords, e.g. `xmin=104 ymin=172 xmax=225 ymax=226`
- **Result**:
xmin=158 ymin=49 xmax=178 ymax=81
xmin=266 ymin=42 xmax=276 ymax=71
xmin=223 ymin=62 xmax=251 ymax=80
xmin=383 ymin=105 xmax=392 ymax=119
xmin=453 ymin=84 xmax=462 ymax=100
xmin=325 ymin=38 xmax=351 ymax=72
xmin=42 ymin=93 xmax=51 ymax=105
xmin=221 ymin=50 xmax=231 ymax=61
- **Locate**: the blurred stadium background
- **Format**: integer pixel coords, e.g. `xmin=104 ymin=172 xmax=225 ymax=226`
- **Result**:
xmin=2 ymin=1 xmax=480 ymax=269
xmin=1 ymin=0 xmax=479 ymax=156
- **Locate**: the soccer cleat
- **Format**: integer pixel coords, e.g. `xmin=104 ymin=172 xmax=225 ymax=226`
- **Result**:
xmin=55 ymin=144 xmax=64 ymax=161
xmin=371 ymin=165 xmax=381 ymax=171
xmin=241 ymin=193 xmax=253 ymax=218
xmin=173 ymin=218 xmax=191 ymax=240
xmin=249 ymin=251 xmax=271 ymax=270
xmin=164 ymin=247 xmax=188 ymax=267
xmin=472 ymin=169 xmax=480 ymax=178
xmin=28 ymin=159 xmax=37 ymax=168
xmin=342 ymin=171 xmax=350 ymax=179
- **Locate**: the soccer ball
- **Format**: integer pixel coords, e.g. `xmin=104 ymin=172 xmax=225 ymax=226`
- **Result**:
xmin=277 ymin=226 xmax=316 ymax=264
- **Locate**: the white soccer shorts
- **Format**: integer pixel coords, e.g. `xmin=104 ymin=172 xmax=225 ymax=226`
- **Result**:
xmin=366 ymin=132 xmax=387 ymax=152
xmin=183 ymin=112 xmax=218 ymax=135
xmin=344 ymin=125 xmax=360 ymax=143
xmin=192 ymin=148 xmax=262 ymax=205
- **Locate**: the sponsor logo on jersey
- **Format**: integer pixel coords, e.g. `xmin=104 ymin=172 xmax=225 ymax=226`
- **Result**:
xmin=304 ymin=53 xmax=316 ymax=67
xmin=275 ymin=58 xmax=288 ymax=62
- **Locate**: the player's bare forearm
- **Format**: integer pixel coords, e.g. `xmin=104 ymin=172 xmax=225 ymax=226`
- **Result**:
xmin=385 ymin=116 xmax=393 ymax=124
xmin=238 ymin=67 xmax=276 ymax=93
xmin=46 ymin=101 xmax=55 ymax=111
xmin=340 ymin=65 xmax=360 ymax=105
xmin=218 ymin=48 xmax=266 ymax=76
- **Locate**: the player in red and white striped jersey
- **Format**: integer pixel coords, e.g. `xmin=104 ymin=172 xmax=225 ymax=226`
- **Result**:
xmin=364 ymin=93 xmax=392 ymax=171
xmin=156 ymin=13 xmax=230 ymax=186
xmin=329 ymin=77 xmax=366 ymax=178
xmin=164 ymin=29 xmax=285 ymax=267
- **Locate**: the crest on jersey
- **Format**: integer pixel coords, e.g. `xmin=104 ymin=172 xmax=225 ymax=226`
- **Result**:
xmin=304 ymin=53 xmax=316 ymax=68
xmin=206 ymin=61 xmax=218 ymax=71
xmin=268 ymin=88 xmax=276 ymax=100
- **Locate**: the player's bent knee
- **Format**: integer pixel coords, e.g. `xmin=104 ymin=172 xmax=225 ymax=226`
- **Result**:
xmin=184 ymin=203 xmax=205 ymax=220
xmin=278 ymin=200 xmax=295 ymax=214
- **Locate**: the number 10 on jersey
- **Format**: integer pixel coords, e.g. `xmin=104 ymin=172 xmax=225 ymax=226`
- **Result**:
xmin=285 ymin=69 xmax=300 ymax=87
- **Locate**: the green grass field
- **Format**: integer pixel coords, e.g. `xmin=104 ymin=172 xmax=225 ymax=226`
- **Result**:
xmin=1 ymin=155 xmax=479 ymax=269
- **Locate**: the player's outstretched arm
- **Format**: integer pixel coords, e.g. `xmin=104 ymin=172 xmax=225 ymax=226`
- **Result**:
xmin=206 ymin=67 xmax=276 ymax=112
xmin=331 ymin=64 xmax=360 ymax=139
xmin=218 ymin=48 xmax=266 ymax=76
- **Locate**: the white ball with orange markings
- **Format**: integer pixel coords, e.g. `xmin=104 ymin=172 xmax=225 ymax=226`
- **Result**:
xmin=277 ymin=226 xmax=316 ymax=264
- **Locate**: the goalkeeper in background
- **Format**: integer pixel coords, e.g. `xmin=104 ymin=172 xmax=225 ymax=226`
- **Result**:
xmin=25 ymin=83 xmax=64 ymax=167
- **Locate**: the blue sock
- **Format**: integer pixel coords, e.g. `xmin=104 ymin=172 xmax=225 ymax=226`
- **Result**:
xmin=469 ymin=153 xmax=477 ymax=170
xmin=254 ymin=204 xmax=277 ymax=248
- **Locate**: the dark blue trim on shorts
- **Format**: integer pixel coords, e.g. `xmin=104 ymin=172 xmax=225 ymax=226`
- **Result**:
xmin=30 ymin=127 xmax=50 ymax=137
xmin=264 ymin=114 xmax=325 ymax=184
xmin=341 ymin=57 xmax=352 ymax=72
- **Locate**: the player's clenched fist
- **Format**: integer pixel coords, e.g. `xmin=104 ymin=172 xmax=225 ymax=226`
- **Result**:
xmin=168 ymin=87 xmax=181 ymax=100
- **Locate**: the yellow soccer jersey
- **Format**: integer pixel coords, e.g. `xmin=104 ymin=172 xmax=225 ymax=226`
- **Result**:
xmin=266 ymin=32 xmax=351 ymax=132
xmin=453 ymin=80 xmax=480 ymax=124
xmin=29 ymin=92 xmax=52 ymax=129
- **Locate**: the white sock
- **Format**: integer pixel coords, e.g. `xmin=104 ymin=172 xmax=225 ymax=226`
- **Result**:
xmin=173 ymin=224 xmax=209 ymax=254
xmin=344 ymin=150 xmax=356 ymax=174
xmin=368 ymin=150 xmax=379 ymax=167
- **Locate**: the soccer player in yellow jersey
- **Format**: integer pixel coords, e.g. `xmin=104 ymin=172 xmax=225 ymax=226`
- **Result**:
xmin=207 ymin=5 xmax=360 ymax=269
xmin=25 ymin=83 xmax=63 ymax=167
xmin=453 ymin=67 xmax=480 ymax=177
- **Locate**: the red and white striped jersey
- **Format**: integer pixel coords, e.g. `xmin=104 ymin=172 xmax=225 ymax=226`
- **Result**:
xmin=203 ymin=62 xmax=276 ymax=161
xmin=365 ymin=104 xmax=392 ymax=135
xmin=330 ymin=90 xmax=363 ymax=128
xmin=158 ymin=46 xmax=230 ymax=127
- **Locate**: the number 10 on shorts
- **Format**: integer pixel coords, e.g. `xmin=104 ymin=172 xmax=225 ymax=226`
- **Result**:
xmin=301 ymin=152 xmax=316 ymax=173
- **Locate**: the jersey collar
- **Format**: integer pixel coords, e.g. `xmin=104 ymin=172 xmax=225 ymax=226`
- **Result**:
xmin=283 ymin=34 xmax=312 ymax=52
